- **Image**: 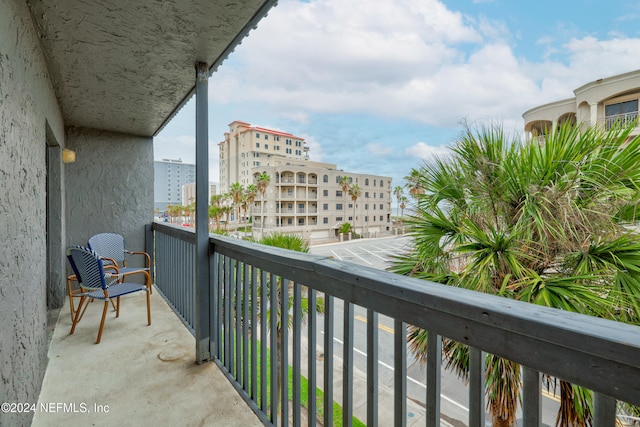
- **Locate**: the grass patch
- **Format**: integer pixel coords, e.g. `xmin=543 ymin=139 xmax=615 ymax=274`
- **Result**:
xmin=242 ymin=341 xmax=365 ymax=426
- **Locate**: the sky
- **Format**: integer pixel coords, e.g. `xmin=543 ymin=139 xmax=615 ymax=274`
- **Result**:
xmin=153 ymin=0 xmax=640 ymax=195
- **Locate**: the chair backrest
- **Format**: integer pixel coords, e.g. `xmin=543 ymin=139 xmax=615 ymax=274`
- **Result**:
xmin=88 ymin=233 xmax=126 ymax=264
xmin=66 ymin=246 xmax=107 ymax=291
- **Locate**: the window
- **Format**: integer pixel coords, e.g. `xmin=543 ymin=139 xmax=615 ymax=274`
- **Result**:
xmin=337 ymin=217 xmax=343 ymax=221
xmin=323 ymin=203 xmax=329 ymax=210
xmin=365 ymin=179 xmax=369 ymax=185
xmin=336 ymin=203 xmax=343 ymax=211
xmin=323 ymin=175 xmax=329 ymax=183
xmin=323 ymin=217 xmax=329 ymax=224
xmin=265 ymin=135 xmax=269 ymax=140
xmin=380 ymin=192 xmax=384 ymax=198
xmin=336 ymin=190 xmax=343 ymax=197
xmin=605 ymin=100 xmax=639 ymax=127
xmin=256 ymin=143 xmax=260 ymax=148
xmin=365 ymin=192 xmax=369 ymax=198
xmin=265 ymin=144 xmax=269 ymax=149
xmin=379 ymin=204 xmax=383 ymax=209
xmin=256 ymin=132 xmax=260 ymax=138
xmin=323 ymin=190 xmax=328 ymax=196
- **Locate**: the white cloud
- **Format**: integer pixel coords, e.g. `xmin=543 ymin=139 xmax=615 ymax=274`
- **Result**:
xmin=213 ymin=0 xmax=640 ymax=131
xmin=405 ymin=142 xmax=451 ymax=162
xmin=367 ymin=143 xmax=393 ymax=156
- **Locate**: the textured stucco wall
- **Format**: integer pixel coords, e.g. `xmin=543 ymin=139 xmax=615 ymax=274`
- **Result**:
xmin=65 ymin=127 xmax=153 ymax=264
xmin=0 ymin=0 xmax=65 ymax=425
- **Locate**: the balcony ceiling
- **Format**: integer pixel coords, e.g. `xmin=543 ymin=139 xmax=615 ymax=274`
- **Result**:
xmin=26 ymin=0 xmax=276 ymax=136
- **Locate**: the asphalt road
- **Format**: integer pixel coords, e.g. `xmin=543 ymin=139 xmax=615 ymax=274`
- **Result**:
xmin=309 ymin=235 xmax=560 ymax=426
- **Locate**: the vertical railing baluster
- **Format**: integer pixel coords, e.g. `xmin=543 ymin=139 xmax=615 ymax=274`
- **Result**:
xmin=522 ymin=366 xmax=540 ymax=427
xmin=394 ymin=320 xmax=406 ymax=427
xmin=211 ymin=251 xmax=219 ymax=359
xmin=469 ymin=347 xmax=485 ymax=427
xmin=343 ymin=301 xmax=354 ymax=427
xmin=243 ymin=262 xmax=250 ymax=392
xmin=367 ymin=309 xmax=378 ymax=427
xmin=308 ymin=289 xmax=317 ymax=427
xmin=235 ymin=261 xmax=241 ymax=381
xmin=251 ymin=264 xmax=258 ymax=400
xmin=270 ymin=273 xmax=278 ymax=425
xmin=425 ymin=330 xmax=441 ymax=427
xmin=281 ymin=278 xmax=289 ymax=426
xmin=260 ymin=269 xmax=268 ymax=413
xmin=324 ymin=294 xmax=334 ymax=426
xmin=224 ymin=256 xmax=231 ymax=370
xmin=216 ymin=251 xmax=223 ymax=360
xmin=293 ymin=282 xmax=302 ymax=427
xmin=593 ymin=393 xmax=616 ymax=427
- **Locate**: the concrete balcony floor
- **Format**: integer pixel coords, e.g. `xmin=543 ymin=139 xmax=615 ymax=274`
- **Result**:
xmin=33 ymin=287 xmax=261 ymax=427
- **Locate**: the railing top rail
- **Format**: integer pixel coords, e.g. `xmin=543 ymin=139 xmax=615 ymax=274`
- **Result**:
xmin=152 ymin=223 xmax=640 ymax=405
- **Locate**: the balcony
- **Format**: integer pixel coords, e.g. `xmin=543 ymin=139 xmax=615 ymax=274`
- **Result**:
xmin=153 ymin=224 xmax=640 ymax=426
xmin=605 ymin=111 xmax=639 ymax=130
xmin=35 ymin=223 xmax=640 ymax=427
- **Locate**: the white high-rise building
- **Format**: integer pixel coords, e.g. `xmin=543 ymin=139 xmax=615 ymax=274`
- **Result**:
xmin=153 ymin=159 xmax=195 ymax=212
xmin=219 ymin=120 xmax=393 ymax=239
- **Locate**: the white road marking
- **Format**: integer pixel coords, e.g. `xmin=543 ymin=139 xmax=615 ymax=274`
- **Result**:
xmin=345 ymin=248 xmax=372 ymax=265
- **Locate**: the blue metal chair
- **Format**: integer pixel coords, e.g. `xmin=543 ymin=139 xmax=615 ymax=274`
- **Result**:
xmin=66 ymin=246 xmax=151 ymax=344
xmin=88 ymin=233 xmax=151 ymax=292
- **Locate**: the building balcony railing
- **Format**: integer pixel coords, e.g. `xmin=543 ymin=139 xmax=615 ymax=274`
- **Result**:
xmin=605 ymin=111 xmax=639 ymax=130
xmin=150 ymin=222 xmax=640 ymax=427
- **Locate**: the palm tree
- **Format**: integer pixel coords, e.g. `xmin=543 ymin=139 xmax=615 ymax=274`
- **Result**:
xmin=347 ymin=184 xmax=362 ymax=236
xmin=229 ymin=182 xmax=244 ymax=225
xmin=243 ymin=184 xmax=258 ymax=237
xmin=339 ymin=175 xmax=351 ymax=226
xmin=393 ymin=185 xmax=404 ymax=217
xmin=390 ymin=122 xmax=640 ymax=427
xmin=209 ymin=194 xmax=226 ymax=232
xmin=256 ymin=172 xmax=271 ymax=236
xmin=256 ymin=233 xmax=325 ymax=417
xmin=404 ymin=168 xmax=425 ymax=197
xmin=399 ymin=195 xmax=407 ymax=217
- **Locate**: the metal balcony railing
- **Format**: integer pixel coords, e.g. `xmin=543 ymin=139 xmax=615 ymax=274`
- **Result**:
xmin=149 ymin=223 xmax=640 ymax=427
xmin=605 ymin=111 xmax=639 ymax=130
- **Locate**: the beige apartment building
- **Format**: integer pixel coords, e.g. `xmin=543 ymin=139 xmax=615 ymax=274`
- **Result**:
xmin=219 ymin=120 xmax=393 ymax=239
xmin=523 ymin=69 xmax=640 ymax=139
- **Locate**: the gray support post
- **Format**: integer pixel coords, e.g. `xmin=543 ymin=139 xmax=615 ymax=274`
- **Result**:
xmin=522 ymin=366 xmax=541 ymax=427
xmin=426 ymin=331 xmax=441 ymax=427
xmin=469 ymin=347 xmax=485 ymax=427
xmin=195 ymin=62 xmax=210 ymax=364
xmin=593 ymin=393 xmax=616 ymax=427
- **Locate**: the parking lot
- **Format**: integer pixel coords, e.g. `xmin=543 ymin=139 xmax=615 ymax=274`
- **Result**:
xmin=309 ymin=235 xmax=413 ymax=270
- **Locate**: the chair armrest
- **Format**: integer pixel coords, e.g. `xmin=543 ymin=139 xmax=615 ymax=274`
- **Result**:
xmin=125 ymin=250 xmax=151 ymax=269
xmin=100 ymin=256 xmax=119 ymax=268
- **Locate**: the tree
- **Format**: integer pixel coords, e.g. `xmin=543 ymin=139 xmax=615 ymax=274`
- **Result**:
xmin=229 ymin=182 xmax=244 ymax=224
xmin=393 ymin=185 xmax=404 ymax=217
xmin=209 ymin=194 xmax=226 ymax=232
xmin=256 ymin=172 xmax=271 ymax=235
xmin=255 ymin=233 xmax=325 ymax=417
xmin=390 ymin=122 xmax=640 ymax=427
xmin=404 ymin=168 xmax=425 ymax=197
xmin=348 ymin=184 xmax=362 ymax=236
xmin=399 ymin=196 xmax=407 ymax=217
xmin=339 ymin=175 xmax=351 ymax=226
xmin=243 ymin=184 xmax=258 ymax=237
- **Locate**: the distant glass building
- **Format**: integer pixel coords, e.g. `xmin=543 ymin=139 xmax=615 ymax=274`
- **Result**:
xmin=154 ymin=159 xmax=195 ymax=212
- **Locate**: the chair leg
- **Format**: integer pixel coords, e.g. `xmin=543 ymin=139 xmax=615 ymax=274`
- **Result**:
xmin=67 ymin=277 xmax=76 ymax=319
xmin=70 ymin=296 xmax=86 ymax=335
xmin=115 ymin=296 xmax=121 ymax=318
xmin=96 ymin=300 xmax=110 ymax=344
xmin=146 ymin=289 xmax=151 ymax=325
xmin=77 ymin=298 xmax=91 ymax=323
